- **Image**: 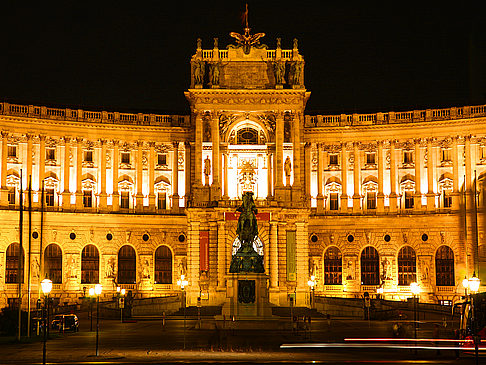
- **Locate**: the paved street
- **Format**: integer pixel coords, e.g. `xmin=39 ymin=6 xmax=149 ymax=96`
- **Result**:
xmin=0 ymin=312 xmax=480 ymax=364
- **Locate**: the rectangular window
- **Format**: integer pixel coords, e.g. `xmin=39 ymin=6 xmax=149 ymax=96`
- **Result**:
xmin=404 ymin=190 xmax=414 ymax=209
xmin=84 ymin=150 xmax=93 ymax=163
xmin=46 ymin=148 xmax=55 ymax=161
xmin=120 ymin=191 xmax=130 ymax=209
xmin=443 ymin=191 xmax=452 ymax=208
xmin=7 ymin=145 xmax=17 ymax=158
xmin=83 ymin=190 xmax=92 ymax=207
xmin=441 ymin=149 xmax=451 ymax=162
xmin=121 ymin=152 xmax=130 ymax=164
xmin=329 ymin=193 xmax=339 ymax=210
xmin=8 ymin=187 xmax=15 ymax=205
xmin=157 ymin=154 xmax=167 ymax=166
xmin=366 ymin=191 xmax=376 ymax=209
xmin=329 ymin=154 xmax=338 ymax=166
xmin=45 ymin=189 xmax=55 ymax=207
xmin=366 ymin=153 xmax=376 ymax=165
xmin=403 ymin=151 xmax=413 ymax=164
xmin=157 ymin=192 xmax=167 ymax=209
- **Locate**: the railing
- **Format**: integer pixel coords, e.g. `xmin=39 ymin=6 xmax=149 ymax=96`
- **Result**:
xmin=306 ymin=103 xmax=486 ymax=127
xmin=436 ymin=286 xmax=455 ymax=293
xmin=0 ymin=102 xmax=190 ymax=127
xmin=325 ymin=285 xmax=343 ymax=291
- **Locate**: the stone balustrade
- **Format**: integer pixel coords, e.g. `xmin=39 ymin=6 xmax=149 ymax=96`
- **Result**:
xmin=306 ymin=104 xmax=486 ymax=127
xmin=0 ymin=102 xmax=189 ymax=127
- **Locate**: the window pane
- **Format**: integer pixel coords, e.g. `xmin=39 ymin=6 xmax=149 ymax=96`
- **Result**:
xmin=154 ymin=246 xmax=172 ymax=284
xmin=118 ymin=245 xmax=136 ymax=284
xmin=81 ymin=244 xmax=99 ymax=284
xmin=324 ymin=247 xmax=342 ymax=284
xmin=361 ymin=246 xmax=379 ymax=285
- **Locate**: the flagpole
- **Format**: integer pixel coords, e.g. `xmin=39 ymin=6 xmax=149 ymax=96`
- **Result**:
xmin=17 ymin=169 xmax=23 ymax=341
xmin=27 ymin=175 xmax=32 ymax=337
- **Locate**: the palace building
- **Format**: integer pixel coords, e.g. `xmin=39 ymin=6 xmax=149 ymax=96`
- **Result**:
xmin=0 ymin=29 xmax=485 ymax=312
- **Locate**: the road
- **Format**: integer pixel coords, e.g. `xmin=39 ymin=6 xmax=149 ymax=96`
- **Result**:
xmin=0 ymin=312 xmax=480 ymax=364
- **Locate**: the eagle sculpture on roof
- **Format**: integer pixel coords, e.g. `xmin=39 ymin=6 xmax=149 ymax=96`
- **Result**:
xmin=229 ymin=4 xmax=265 ymax=54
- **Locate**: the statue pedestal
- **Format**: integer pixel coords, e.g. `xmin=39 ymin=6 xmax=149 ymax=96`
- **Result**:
xmin=222 ymin=273 xmax=272 ymax=318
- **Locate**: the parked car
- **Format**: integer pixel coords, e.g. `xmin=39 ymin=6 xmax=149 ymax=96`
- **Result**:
xmin=51 ymin=314 xmax=79 ymax=332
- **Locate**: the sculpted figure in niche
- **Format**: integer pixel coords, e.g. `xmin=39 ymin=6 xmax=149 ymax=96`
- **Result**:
xmin=284 ymin=156 xmax=292 ymax=178
xmin=291 ymin=61 xmax=302 ymax=86
xmin=193 ymin=60 xmax=205 ymax=85
xmin=106 ymin=257 xmax=115 ymax=278
xmin=32 ymin=257 xmax=40 ymax=279
xmin=273 ymin=60 xmax=286 ymax=85
xmin=209 ymin=61 xmax=220 ymax=86
xmin=204 ymin=156 xmax=211 ymax=177
xmin=142 ymin=259 xmax=150 ymax=279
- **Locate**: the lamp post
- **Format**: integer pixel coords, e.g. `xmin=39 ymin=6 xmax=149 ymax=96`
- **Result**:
xmin=89 ymin=287 xmax=95 ymax=331
xmin=119 ymin=288 xmax=125 ymax=323
xmin=462 ymin=277 xmax=469 ymax=297
xmin=307 ymin=275 xmax=316 ymax=309
xmin=410 ymin=282 xmax=420 ymax=354
xmin=468 ymin=272 xmax=481 ymax=365
xmin=177 ymin=274 xmax=188 ymax=350
xmin=94 ymin=283 xmax=102 ymax=356
xmin=40 ymin=278 xmax=52 ymax=365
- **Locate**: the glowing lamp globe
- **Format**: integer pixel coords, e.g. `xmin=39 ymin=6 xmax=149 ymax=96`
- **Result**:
xmin=41 ymin=278 xmax=52 ymax=294
xmin=94 ymin=283 xmax=102 ymax=295
xmin=89 ymin=287 xmax=95 ymax=296
xmin=410 ymin=282 xmax=420 ymax=296
xmin=468 ymin=273 xmax=480 ymax=293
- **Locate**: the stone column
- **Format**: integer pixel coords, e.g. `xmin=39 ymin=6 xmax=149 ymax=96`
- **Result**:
xmin=352 ymin=142 xmax=361 ymax=213
xmin=217 ymin=221 xmax=226 ymax=290
xmin=266 ymin=145 xmax=273 ymax=199
xmin=451 ymin=136 xmax=460 ymax=209
xmin=269 ymin=221 xmax=278 ymax=288
xmin=62 ymin=137 xmax=71 ymax=209
xmin=304 ymin=142 xmax=312 ymax=206
xmin=194 ymin=114 xmax=203 ymax=186
xmin=377 ymin=141 xmax=385 ymax=212
xmin=275 ymin=114 xmax=284 ymax=188
xmin=75 ymin=138 xmax=83 ymax=209
xmin=222 ymin=145 xmax=229 ymax=199
xmin=99 ymin=139 xmax=107 ymax=209
xmin=172 ymin=141 xmax=180 ymax=212
xmin=292 ymin=114 xmax=301 ymax=187
xmin=340 ymin=143 xmax=348 ymax=213
xmin=465 ymin=135 xmax=472 ymax=193
xmin=184 ymin=142 xmax=191 ymax=206
xmin=38 ymin=135 xmax=46 ymax=192
xmin=295 ymin=222 xmax=309 ymax=303
xmin=211 ymin=116 xmax=221 ymax=199
xmin=0 ymin=132 xmax=7 ymax=206
xmin=187 ymin=220 xmax=200 ymax=305
xmin=389 ymin=140 xmax=398 ymax=212
xmin=26 ymin=134 xmax=33 ymax=187
xmin=414 ymin=139 xmax=422 ymax=210
xmin=112 ymin=140 xmax=119 ymax=212
xmin=426 ymin=138 xmax=436 ymax=210
xmin=316 ymin=143 xmax=324 ymax=213
xmin=136 ymin=141 xmax=144 ymax=212
xmin=148 ymin=142 xmax=156 ymax=210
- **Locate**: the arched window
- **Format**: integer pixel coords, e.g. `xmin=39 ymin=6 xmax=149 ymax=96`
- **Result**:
xmin=6 ymin=243 xmax=24 ymax=283
xmin=81 ymin=244 xmax=99 ymax=284
xmin=44 ymin=244 xmax=62 ymax=284
xmin=436 ymin=246 xmax=455 ymax=286
xmin=398 ymin=246 xmax=416 ymax=286
xmin=324 ymin=247 xmax=342 ymax=285
xmin=361 ymin=246 xmax=379 ymax=285
xmin=237 ymin=127 xmax=258 ymax=144
xmin=154 ymin=246 xmax=172 ymax=284
xmin=118 ymin=245 xmax=136 ymax=284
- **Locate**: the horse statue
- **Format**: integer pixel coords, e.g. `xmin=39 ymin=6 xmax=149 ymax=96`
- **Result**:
xmin=230 ymin=191 xmax=264 ymax=273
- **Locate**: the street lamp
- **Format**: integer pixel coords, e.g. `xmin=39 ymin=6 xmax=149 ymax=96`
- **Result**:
xmin=94 ymin=283 xmax=102 ymax=356
xmin=88 ymin=287 xmax=95 ymax=331
xmin=410 ymin=282 xmax=420 ymax=353
xmin=307 ymin=275 xmax=316 ymax=309
xmin=468 ymin=272 xmax=481 ymax=365
xmin=40 ymin=278 xmax=52 ymax=365
xmin=177 ymin=274 xmax=188 ymax=350
xmin=119 ymin=288 xmax=126 ymax=323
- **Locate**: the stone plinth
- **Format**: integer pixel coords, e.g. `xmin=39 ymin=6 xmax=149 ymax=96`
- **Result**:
xmin=222 ymin=273 xmax=272 ymax=318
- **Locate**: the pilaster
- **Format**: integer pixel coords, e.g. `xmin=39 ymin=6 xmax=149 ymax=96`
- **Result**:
xmin=316 ymin=142 xmax=324 ymax=213
xmin=99 ymin=139 xmax=107 ymax=209
xmin=62 ymin=137 xmax=71 ymax=210
xmin=389 ymin=140 xmax=398 ymax=213
xmin=172 ymin=141 xmax=180 ymax=212
xmin=135 ymin=141 xmax=144 ymax=212
xmin=376 ymin=141 xmax=385 ymax=212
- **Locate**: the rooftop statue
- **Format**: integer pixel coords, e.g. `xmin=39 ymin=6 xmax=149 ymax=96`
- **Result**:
xmin=229 ymin=4 xmax=265 ymax=54
xmin=230 ymin=191 xmax=264 ymax=273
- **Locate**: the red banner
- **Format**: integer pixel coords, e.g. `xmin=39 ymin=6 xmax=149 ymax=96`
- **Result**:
xmin=199 ymin=231 xmax=209 ymax=272
xmin=224 ymin=212 xmax=271 ymax=221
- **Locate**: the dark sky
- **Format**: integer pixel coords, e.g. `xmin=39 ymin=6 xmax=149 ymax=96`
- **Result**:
xmin=1 ymin=1 xmax=485 ymax=115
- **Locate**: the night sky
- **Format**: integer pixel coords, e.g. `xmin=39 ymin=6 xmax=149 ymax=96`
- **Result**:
xmin=1 ymin=1 xmax=485 ymax=115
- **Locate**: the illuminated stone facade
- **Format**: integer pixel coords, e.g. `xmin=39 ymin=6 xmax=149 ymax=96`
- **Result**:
xmin=0 ymin=34 xmax=485 ymax=311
